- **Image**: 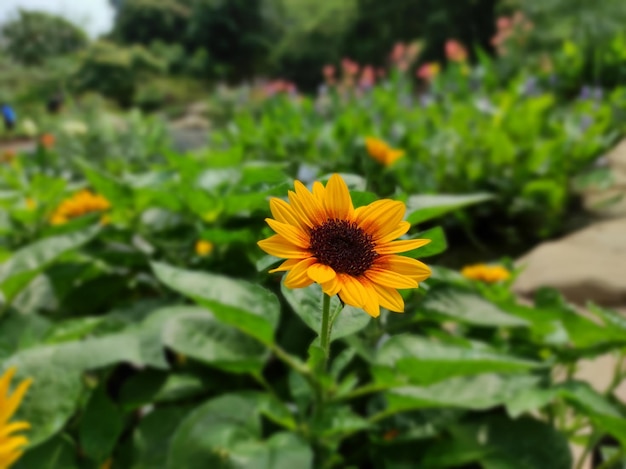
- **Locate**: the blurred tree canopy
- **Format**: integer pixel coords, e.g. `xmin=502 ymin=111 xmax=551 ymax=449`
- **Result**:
xmin=0 ymin=9 xmax=89 ymax=66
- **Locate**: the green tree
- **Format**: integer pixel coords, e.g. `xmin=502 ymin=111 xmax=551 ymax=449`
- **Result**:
xmin=0 ymin=10 xmax=89 ymax=65
xmin=112 ymin=0 xmax=191 ymax=45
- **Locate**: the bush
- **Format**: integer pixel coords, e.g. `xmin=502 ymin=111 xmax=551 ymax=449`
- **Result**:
xmin=112 ymin=0 xmax=191 ymax=45
xmin=0 ymin=10 xmax=88 ymax=65
xmin=72 ymin=41 xmax=165 ymax=107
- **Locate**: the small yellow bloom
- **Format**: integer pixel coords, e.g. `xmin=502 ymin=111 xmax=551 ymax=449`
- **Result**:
xmin=365 ymin=137 xmax=405 ymax=167
xmin=195 ymin=240 xmax=214 ymax=257
xmin=100 ymin=458 xmax=113 ymax=469
xmin=50 ymin=190 xmax=111 ymax=225
xmin=461 ymin=264 xmax=510 ymax=283
xmin=0 ymin=368 xmax=32 ymax=469
xmin=258 ymin=174 xmax=431 ymax=318
xmin=25 ymin=198 xmax=36 ymax=210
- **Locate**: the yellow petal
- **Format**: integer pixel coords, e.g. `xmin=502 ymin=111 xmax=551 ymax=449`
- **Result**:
xmin=324 ymin=174 xmax=354 ymax=220
xmin=269 ymin=259 xmax=300 ymax=273
xmin=375 ymin=255 xmax=431 ymax=282
xmin=284 ymin=258 xmax=317 ymax=289
xmin=258 ymin=235 xmax=310 ymax=259
xmin=376 ymin=221 xmax=411 ymax=244
xmin=384 ymin=149 xmax=404 ymax=166
xmin=355 ymin=200 xmax=405 ymax=239
xmin=307 ymin=263 xmax=336 ymax=283
xmin=293 ymin=180 xmax=327 ymax=225
xmin=357 ymin=277 xmax=381 ymax=317
xmin=321 ymin=275 xmax=342 ymax=296
xmin=265 ymin=218 xmax=310 ymax=248
xmin=1 ymin=378 xmax=32 ymax=425
xmin=372 ymin=282 xmax=405 ymax=312
xmin=337 ymin=274 xmax=366 ymax=309
xmin=312 ymin=181 xmax=325 ymax=202
xmin=376 ymin=238 xmax=431 ymax=255
xmin=0 ymin=421 xmax=30 ymax=438
xmin=269 ymin=198 xmax=307 ymax=230
xmin=365 ymin=268 xmax=418 ymax=289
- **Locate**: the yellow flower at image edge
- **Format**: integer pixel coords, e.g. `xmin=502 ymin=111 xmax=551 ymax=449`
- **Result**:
xmin=195 ymin=240 xmax=214 ymax=257
xmin=461 ymin=264 xmax=510 ymax=283
xmin=50 ymin=189 xmax=111 ymax=226
xmin=365 ymin=137 xmax=405 ymax=167
xmin=0 ymin=368 xmax=32 ymax=469
xmin=258 ymin=174 xmax=431 ymax=317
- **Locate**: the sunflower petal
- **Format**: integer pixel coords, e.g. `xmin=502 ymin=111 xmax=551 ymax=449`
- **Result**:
xmin=321 ymin=275 xmax=342 ymax=296
xmin=337 ymin=274 xmax=366 ymax=309
xmin=284 ymin=258 xmax=317 ymax=289
xmin=265 ymin=218 xmax=310 ymax=248
xmin=294 ymin=180 xmax=327 ymax=224
xmin=0 ymin=421 xmax=30 ymax=438
xmin=258 ymin=235 xmax=310 ymax=259
xmin=269 ymin=198 xmax=306 ymax=230
xmin=375 ymin=255 xmax=432 ymax=282
xmin=324 ymin=174 xmax=354 ymax=220
xmin=358 ymin=277 xmax=381 ymax=317
xmin=371 ymin=282 xmax=405 ymax=312
xmin=376 ymin=238 xmax=431 ymax=255
xmin=376 ymin=221 xmax=411 ymax=244
xmin=312 ymin=181 xmax=325 ymax=202
xmin=365 ymin=268 xmax=418 ymax=289
xmin=307 ymin=263 xmax=336 ymax=283
xmin=269 ymin=258 xmax=300 ymax=273
xmin=2 ymin=378 xmax=32 ymax=424
xmin=355 ymin=200 xmax=406 ymax=239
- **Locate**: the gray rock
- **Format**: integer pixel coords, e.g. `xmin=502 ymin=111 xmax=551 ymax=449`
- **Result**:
xmin=514 ymin=217 xmax=626 ymax=305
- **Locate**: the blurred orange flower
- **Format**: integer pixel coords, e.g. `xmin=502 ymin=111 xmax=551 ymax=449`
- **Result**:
xmin=461 ymin=264 xmax=510 ymax=283
xmin=50 ymin=189 xmax=111 ymax=225
xmin=40 ymin=133 xmax=55 ymax=149
xmin=365 ymin=137 xmax=405 ymax=167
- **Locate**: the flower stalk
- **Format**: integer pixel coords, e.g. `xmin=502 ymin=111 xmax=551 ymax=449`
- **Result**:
xmin=319 ymin=293 xmax=332 ymax=367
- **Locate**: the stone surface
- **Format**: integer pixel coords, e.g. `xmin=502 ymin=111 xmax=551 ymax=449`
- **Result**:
xmin=581 ymin=138 xmax=626 ymax=218
xmin=514 ymin=217 xmax=626 ymax=305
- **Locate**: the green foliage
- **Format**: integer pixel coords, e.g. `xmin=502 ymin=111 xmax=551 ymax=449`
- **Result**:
xmin=72 ymin=41 xmax=165 ymax=107
xmin=0 ymin=10 xmax=88 ymax=65
xmin=113 ymin=0 xmax=191 ymax=45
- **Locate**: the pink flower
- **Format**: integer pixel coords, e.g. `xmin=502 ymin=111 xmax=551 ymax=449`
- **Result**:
xmin=445 ymin=39 xmax=468 ymax=62
xmin=416 ymin=62 xmax=440 ymax=81
xmin=322 ymin=64 xmax=335 ymax=79
xmin=341 ymin=58 xmax=360 ymax=76
xmin=359 ymin=65 xmax=376 ymax=88
xmin=390 ymin=42 xmax=406 ymax=63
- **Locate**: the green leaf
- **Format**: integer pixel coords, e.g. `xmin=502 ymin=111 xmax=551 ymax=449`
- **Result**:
xmin=15 ymin=434 xmax=78 ymax=469
xmin=310 ymin=405 xmax=370 ymax=439
xmin=162 ymin=308 xmax=269 ymax=374
xmin=281 ymin=282 xmax=370 ymax=342
xmin=384 ymin=374 xmax=541 ymax=412
xmin=167 ymin=392 xmax=311 ymax=469
xmin=76 ymin=159 xmax=134 ymax=208
xmin=404 ymin=226 xmax=447 ymax=258
xmin=405 ymin=193 xmax=493 ymax=225
xmin=152 ymin=262 xmax=280 ymax=345
xmin=79 ymin=386 xmax=124 ymax=463
xmin=422 ymin=290 xmax=529 ymax=327
xmin=374 ymin=335 xmax=541 ymax=386
xmin=132 ymin=406 xmax=192 ymax=469
xmin=0 ymin=226 xmax=100 ymax=303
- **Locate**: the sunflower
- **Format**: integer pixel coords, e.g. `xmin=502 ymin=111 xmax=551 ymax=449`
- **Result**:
xmin=365 ymin=137 xmax=405 ymax=167
xmin=461 ymin=263 xmax=510 ymax=283
xmin=258 ymin=174 xmax=431 ymax=317
xmin=50 ymin=189 xmax=111 ymax=225
xmin=0 ymin=368 xmax=32 ymax=469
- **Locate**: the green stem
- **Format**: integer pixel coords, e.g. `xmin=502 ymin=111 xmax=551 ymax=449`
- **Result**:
xmin=597 ymin=448 xmax=625 ymax=469
xmin=320 ymin=293 xmax=332 ymax=367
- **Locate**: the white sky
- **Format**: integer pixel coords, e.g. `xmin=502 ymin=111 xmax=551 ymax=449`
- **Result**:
xmin=0 ymin=0 xmax=114 ymax=38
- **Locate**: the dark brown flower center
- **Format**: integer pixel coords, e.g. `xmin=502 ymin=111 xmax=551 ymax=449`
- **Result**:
xmin=309 ymin=218 xmax=378 ymax=276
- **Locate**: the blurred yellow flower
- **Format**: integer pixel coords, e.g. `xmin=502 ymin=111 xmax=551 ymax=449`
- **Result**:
xmin=20 ymin=119 xmax=37 ymax=138
xmin=0 ymin=368 xmax=32 ymax=469
xmin=195 ymin=240 xmax=214 ymax=257
xmin=50 ymin=189 xmax=111 ymax=225
xmin=365 ymin=137 xmax=405 ymax=167
xmin=258 ymin=174 xmax=431 ymax=317
xmin=100 ymin=458 xmax=113 ymax=469
xmin=0 ymin=149 xmax=16 ymax=164
xmin=25 ymin=198 xmax=36 ymax=211
xmin=461 ymin=264 xmax=510 ymax=283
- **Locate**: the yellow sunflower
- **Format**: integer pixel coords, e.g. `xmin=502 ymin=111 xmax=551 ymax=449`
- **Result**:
xmin=0 ymin=368 xmax=32 ymax=469
xmin=461 ymin=263 xmax=510 ymax=283
xmin=258 ymin=174 xmax=431 ymax=317
xmin=365 ymin=137 xmax=405 ymax=167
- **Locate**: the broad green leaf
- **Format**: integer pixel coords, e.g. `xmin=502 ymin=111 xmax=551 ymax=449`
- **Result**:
xmin=404 ymin=226 xmax=447 ymax=258
xmin=422 ymin=290 xmax=529 ymax=327
xmin=405 ymin=193 xmax=493 ymax=225
xmin=76 ymin=159 xmax=134 ymax=208
xmin=384 ymin=374 xmax=540 ymax=413
xmin=132 ymin=406 xmax=193 ymax=469
xmin=281 ymin=282 xmax=370 ymax=342
xmin=79 ymin=386 xmax=124 ymax=463
xmin=152 ymin=262 xmax=280 ymax=345
xmin=167 ymin=392 xmax=309 ymax=469
xmin=15 ymin=434 xmax=78 ymax=469
xmin=310 ymin=405 xmax=370 ymax=438
xmin=0 ymin=226 xmax=100 ymax=303
xmin=0 ymin=312 xmax=51 ymax=359
xmin=162 ymin=309 xmax=269 ymax=374
xmin=374 ymin=335 xmax=541 ymax=386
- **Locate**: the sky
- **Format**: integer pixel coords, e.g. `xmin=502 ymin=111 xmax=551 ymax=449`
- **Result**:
xmin=0 ymin=0 xmax=114 ymax=38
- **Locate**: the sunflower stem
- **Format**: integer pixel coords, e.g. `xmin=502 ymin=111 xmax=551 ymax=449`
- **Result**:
xmin=320 ymin=293 xmax=332 ymax=368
